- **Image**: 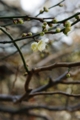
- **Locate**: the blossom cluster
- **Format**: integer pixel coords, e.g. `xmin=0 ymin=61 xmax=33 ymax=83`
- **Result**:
xmin=31 ymin=40 xmax=47 ymax=52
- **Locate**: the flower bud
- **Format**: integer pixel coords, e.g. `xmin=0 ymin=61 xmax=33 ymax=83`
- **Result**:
xmin=64 ymin=21 xmax=71 ymax=27
xmin=18 ymin=18 xmax=24 ymax=24
xmin=22 ymin=33 xmax=27 ymax=37
xmin=59 ymin=4 xmax=63 ymax=7
xmin=40 ymin=32 xmax=45 ymax=36
xmin=43 ymin=29 xmax=48 ymax=32
xmin=75 ymin=15 xmax=80 ymax=20
xmin=27 ymin=32 xmax=32 ymax=36
xmin=43 ymin=22 xmax=47 ymax=26
xmin=13 ymin=19 xmax=18 ymax=24
xmin=52 ymin=18 xmax=57 ymax=23
xmin=66 ymin=27 xmax=71 ymax=32
xmin=42 ymin=25 xmax=46 ymax=29
xmin=43 ymin=7 xmax=49 ymax=12
xmin=40 ymin=10 xmax=43 ymax=14
xmin=66 ymin=73 xmax=70 ymax=77
xmin=63 ymin=27 xmax=71 ymax=35
xmin=56 ymin=28 xmax=61 ymax=33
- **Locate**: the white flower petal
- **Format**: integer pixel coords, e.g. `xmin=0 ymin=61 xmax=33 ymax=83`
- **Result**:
xmin=31 ymin=42 xmax=38 ymax=51
xmin=37 ymin=40 xmax=46 ymax=51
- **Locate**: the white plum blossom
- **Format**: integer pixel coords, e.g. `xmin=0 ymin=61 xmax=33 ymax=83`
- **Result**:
xmin=31 ymin=42 xmax=38 ymax=51
xmin=37 ymin=40 xmax=46 ymax=51
xmin=31 ymin=40 xmax=47 ymax=52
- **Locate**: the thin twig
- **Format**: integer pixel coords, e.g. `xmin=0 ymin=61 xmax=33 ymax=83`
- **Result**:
xmin=0 ymin=27 xmax=29 ymax=73
xmin=34 ymin=62 xmax=80 ymax=72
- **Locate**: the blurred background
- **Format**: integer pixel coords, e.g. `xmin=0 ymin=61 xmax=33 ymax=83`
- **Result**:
xmin=0 ymin=0 xmax=80 ymax=120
